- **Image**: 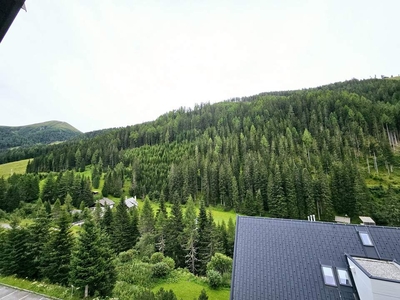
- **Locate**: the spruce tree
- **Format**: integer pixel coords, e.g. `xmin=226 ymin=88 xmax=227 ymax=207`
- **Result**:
xmin=139 ymin=196 xmax=155 ymax=235
xmin=70 ymin=213 xmax=116 ymax=297
xmin=29 ymin=207 xmax=50 ymax=279
xmin=196 ymin=201 xmax=210 ymax=275
xmin=165 ymin=196 xmax=185 ymax=267
xmin=112 ymin=201 xmax=135 ymax=253
xmin=41 ymin=208 xmax=73 ymax=285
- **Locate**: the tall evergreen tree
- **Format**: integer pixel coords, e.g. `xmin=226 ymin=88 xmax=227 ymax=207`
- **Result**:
xmin=165 ymin=196 xmax=185 ymax=268
xmin=70 ymin=213 xmax=116 ymax=297
xmin=112 ymin=201 xmax=135 ymax=253
xmin=41 ymin=208 xmax=73 ymax=285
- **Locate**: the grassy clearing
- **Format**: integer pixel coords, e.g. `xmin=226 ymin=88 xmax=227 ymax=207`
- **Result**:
xmin=135 ymin=198 xmax=237 ymax=226
xmin=152 ymin=269 xmax=230 ymax=300
xmin=0 ymin=276 xmax=81 ymax=300
xmin=0 ymin=159 xmax=30 ymax=178
xmin=153 ymin=281 xmax=230 ymax=300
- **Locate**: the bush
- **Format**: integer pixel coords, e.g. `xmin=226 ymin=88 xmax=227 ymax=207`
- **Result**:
xmin=198 ymin=289 xmax=209 ymax=300
xmin=162 ymin=257 xmax=175 ymax=270
xmin=150 ymin=252 xmax=165 ymax=264
xmin=152 ymin=262 xmax=170 ymax=278
xmin=119 ymin=249 xmax=138 ymax=263
xmin=206 ymin=269 xmax=222 ymax=289
xmin=206 ymin=253 xmax=232 ymax=275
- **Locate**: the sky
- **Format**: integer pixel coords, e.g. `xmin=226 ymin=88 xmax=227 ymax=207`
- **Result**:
xmin=1 ymin=0 xmax=399 ymax=133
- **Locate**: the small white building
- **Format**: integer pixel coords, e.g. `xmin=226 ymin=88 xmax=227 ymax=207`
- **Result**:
xmin=124 ymin=196 xmax=138 ymax=209
xmin=347 ymin=255 xmax=400 ymax=300
xmin=96 ymin=197 xmax=115 ymax=209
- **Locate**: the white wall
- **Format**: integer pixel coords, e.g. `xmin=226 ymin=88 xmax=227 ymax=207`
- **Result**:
xmin=347 ymin=258 xmax=400 ymax=300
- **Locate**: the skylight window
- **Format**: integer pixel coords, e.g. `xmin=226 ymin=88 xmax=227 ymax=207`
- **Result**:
xmin=337 ymin=268 xmax=352 ymax=286
xmin=359 ymin=232 xmax=373 ymax=246
xmin=322 ymin=266 xmax=337 ymax=286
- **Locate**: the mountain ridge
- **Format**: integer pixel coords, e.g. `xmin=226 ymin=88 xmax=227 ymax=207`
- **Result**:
xmin=0 ymin=120 xmax=82 ymax=151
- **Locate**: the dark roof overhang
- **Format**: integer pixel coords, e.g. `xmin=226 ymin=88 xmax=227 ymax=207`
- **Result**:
xmin=0 ymin=0 xmax=26 ymax=43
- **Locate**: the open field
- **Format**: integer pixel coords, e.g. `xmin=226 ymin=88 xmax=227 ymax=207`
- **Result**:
xmin=0 ymin=159 xmax=30 ymax=178
xmin=153 ymin=281 xmax=230 ymax=300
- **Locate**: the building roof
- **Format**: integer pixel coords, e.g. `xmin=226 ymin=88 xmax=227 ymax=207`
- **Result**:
xmin=351 ymin=256 xmax=400 ymax=282
xmin=124 ymin=197 xmax=138 ymax=208
xmin=230 ymin=216 xmax=400 ymax=300
xmin=97 ymin=198 xmax=115 ymax=207
xmin=0 ymin=0 xmax=26 ymax=43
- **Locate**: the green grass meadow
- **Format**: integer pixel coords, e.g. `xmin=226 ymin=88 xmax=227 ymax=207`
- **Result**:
xmin=153 ymin=281 xmax=230 ymax=300
xmin=0 ymin=159 xmax=30 ymax=178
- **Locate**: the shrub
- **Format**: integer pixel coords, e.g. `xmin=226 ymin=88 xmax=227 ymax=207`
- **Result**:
xmin=142 ymin=256 xmax=150 ymax=263
xmin=162 ymin=257 xmax=175 ymax=270
xmin=206 ymin=269 xmax=222 ymax=289
xmin=206 ymin=253 xmax=232 ymax=275
xmin=152 ymin=262 xmax=170 ymax=278
xmin=150 ymin=252 xmax=165 ymax=264
xmin=119 ymin=249 xmax=138 ymax=263
xmin=198 ymin=289 xmax=209 ymax=300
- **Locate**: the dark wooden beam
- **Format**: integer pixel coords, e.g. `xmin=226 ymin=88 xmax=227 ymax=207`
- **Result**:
xmin=0 ymin=0 xmax=26 ymax=43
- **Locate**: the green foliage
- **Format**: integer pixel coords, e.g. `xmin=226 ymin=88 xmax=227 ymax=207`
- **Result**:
xmin=41 ymin=208 xmax=73 ymax=286
xmin=69 ymin=213 xmax=116 ymax=297
xmin=150 ymin=252 xmax=165 ymax=264
xmin=162 ymin=257 xmax=175 ymax=270
xmin=206 ymin=269 xmax=223 ymax=289
xmin=0 ymin=121 xmax=81 ymax=151
xmin=198 ymin=289 xmax=209 ymax=300
xmin=112 ymin=201 xmax=137 ymax=253
xmin=206 ymin=253 xmax=232 ymax=276
xmin=152 ymin=262 xmax=171 ymax=278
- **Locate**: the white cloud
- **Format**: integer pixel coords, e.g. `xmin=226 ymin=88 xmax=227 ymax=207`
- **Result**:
xmin=0 ymin=0 xmax=399 ymax=132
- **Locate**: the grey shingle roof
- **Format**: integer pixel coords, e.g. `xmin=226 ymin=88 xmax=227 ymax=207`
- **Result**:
xmin=230 ymin=216 xmax=400 ymax=300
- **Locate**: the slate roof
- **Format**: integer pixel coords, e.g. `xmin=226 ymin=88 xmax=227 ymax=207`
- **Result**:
xmin=230 ymin=216 xmax=400 ymax=300
xmin=97 ymin=198 xmax=115 ymax=207
xmin=125 ymin=197 xmax=138 ymax=209
xmin=0 ymin=0 xmax=25 ymax=43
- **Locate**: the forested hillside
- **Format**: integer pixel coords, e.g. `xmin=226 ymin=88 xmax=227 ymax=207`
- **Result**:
xmin=0 ymin=120 xmax=82 ymax=151
xmin=3 ymin=78 xmax=400 ymax=225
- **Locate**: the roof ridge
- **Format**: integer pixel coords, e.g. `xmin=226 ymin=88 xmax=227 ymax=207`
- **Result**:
xmin=236 ymin=215 xmax=400 ymax=230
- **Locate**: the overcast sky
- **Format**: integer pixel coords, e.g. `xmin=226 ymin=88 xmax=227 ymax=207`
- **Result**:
xmin=1 ymin=0 xmax=399 ymax=132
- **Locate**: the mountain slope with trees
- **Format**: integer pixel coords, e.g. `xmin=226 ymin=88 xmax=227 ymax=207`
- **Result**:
xmin=0 ymin=120 xmax=82 ymax=151
xmin=2 ymin=78 xmax=400 ymax=225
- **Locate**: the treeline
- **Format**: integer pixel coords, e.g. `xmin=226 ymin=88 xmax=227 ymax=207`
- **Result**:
xmin=0 ymin=194 xmax=234 ymax=298
xmin=5 ymin=79 xmax=400 ymax=224
xmin=0 ymin=171 xmax=93 ymax=213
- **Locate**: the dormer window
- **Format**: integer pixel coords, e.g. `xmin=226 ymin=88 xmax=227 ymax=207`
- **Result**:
xmin=359 ymin=232 xmax=373 ymax=246
xmin=322 ymin=266 xmax=337 ymax=286
xmin=337 ymin=268 xmax=352 ymax=286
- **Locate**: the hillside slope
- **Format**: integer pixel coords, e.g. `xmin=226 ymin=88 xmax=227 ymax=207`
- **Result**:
xmin=0 ymin=120 xmax=82 ymax=150
xmin=1 ymin=78 xmax=400 ymax=225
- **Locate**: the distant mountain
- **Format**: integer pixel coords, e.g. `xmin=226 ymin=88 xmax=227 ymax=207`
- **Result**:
xmin=0 ymin=120 xmax=82 ymax=151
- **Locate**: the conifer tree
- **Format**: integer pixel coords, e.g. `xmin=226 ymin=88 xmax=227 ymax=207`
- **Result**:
xmin=28 ymin=206 xmax=50 ymax=279
xmin=196 ymin=201 xmax=210 ymax=275
xmin=139 ymin=196 xmax=155 ymax=235
xmin=41 ymin=208 xmax=73 ymax=285
xmin=101 ymin=204 xmax=114 ymax=236
xmin=155 ymin=210 xmax=167 ymax=254
xmin=165 ymin=195 xmax=185 ymax=267
xmin=70 ymin=213 xmax=116 ymax=297
xmin=112 ymin=201 xmax=135 ymax=253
